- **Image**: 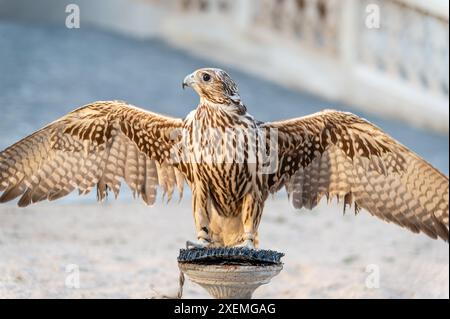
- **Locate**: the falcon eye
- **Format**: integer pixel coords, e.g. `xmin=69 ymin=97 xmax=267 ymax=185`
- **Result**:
xmin=202 ymin=73 xmax=211 ymax=82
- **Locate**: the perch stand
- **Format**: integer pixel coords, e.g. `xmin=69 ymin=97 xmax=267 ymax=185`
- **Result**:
xmin=178 ymin=248 xmax=284 ymax=299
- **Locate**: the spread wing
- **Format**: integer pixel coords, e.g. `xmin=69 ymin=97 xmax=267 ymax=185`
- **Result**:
xmin=261 ymin=110 xmax=449 ymax=241
xmin=0 ymin=101 xmax=186 ymax=207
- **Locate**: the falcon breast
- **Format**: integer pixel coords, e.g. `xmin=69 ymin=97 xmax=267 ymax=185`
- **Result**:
xmin=0 ymin=68 xmax=448 ymax=248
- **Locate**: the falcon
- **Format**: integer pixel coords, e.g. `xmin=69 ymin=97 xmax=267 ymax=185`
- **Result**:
xmin=0 ymin=68 xmax=448 ymax=248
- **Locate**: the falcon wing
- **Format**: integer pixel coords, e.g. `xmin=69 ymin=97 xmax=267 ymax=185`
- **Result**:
xmin=261 ymin=110 xmax=449 ymax=241
xmin=0 ymin=101 xmax=186 ymax=207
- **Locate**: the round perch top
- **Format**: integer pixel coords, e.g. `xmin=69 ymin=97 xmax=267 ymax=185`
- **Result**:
xmin=178 ymin=247 xmax=284 ymax=266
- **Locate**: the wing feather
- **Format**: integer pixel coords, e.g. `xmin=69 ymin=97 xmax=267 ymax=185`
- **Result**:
xmin=142 ymin=158 xmax=158 ymax=206
xmin=0 ymin=101 xmax=185 ymax=207
xmin=262 ymin=110 xmax=449 ymax=241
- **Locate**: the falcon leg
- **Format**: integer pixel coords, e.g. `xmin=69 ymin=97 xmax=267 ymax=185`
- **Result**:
xmin=236 ymin=193 xmax=262 ymax=249
xmin=187 ymin=187 xmax=212 ymax=249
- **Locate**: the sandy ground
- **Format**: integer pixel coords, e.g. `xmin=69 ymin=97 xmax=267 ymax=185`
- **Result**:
xmin=0 ymin=196 xmax=448 ymax=299
xmin=0 ymin=22 xmax=448 ymax=299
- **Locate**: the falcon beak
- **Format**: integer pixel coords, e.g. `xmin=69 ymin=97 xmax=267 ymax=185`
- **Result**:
xmin=182 ymin=73 xmax=195 ymax=90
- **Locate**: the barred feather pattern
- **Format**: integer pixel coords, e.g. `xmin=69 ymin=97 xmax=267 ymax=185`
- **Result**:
xmin=179 ymin=104 xmax=260 ymax=218
xmin=0 ymin=101 xmax=184 ymax=207
xmin=262 ymin=110 xmax=449 ymax=241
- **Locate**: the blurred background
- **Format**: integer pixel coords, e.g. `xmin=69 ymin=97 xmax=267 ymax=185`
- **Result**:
xmin=0 ymin=0 xmax=448 ymax=299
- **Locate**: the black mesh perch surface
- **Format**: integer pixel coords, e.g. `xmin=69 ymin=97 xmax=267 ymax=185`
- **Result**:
xmin=178 ymin=247 xmax=284 ymax=265
xmin=177 ymin=248 xmax=284 ymax=299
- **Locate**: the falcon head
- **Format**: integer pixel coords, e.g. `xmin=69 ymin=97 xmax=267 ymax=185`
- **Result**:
xmin=183 ymin=68 xmax=241 ymax=106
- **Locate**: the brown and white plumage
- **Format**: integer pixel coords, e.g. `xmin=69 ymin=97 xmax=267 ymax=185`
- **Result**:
xmin=0 ymin=101 xmax=185 ymax=207
xmin=0 ymin=68 xmax=448 ymax=247
xmin=263 ymin=111 xmax=449 ymax=241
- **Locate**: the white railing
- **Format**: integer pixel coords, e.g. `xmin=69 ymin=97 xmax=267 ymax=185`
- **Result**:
xmin=22 ymin=0 xmax=447 ymax=132
xmin=156 ymin=0 xmax=449 ymax=132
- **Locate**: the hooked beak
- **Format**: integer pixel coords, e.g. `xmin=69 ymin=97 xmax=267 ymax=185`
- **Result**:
xmin=182 ymin=73 xmax=196 ymax=90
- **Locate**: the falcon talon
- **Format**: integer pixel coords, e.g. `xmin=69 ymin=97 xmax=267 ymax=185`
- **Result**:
xmin=186 ymin=239 xmax=211 ymax=250
xmin=234 ymin=240 xmax=256 ymax=250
